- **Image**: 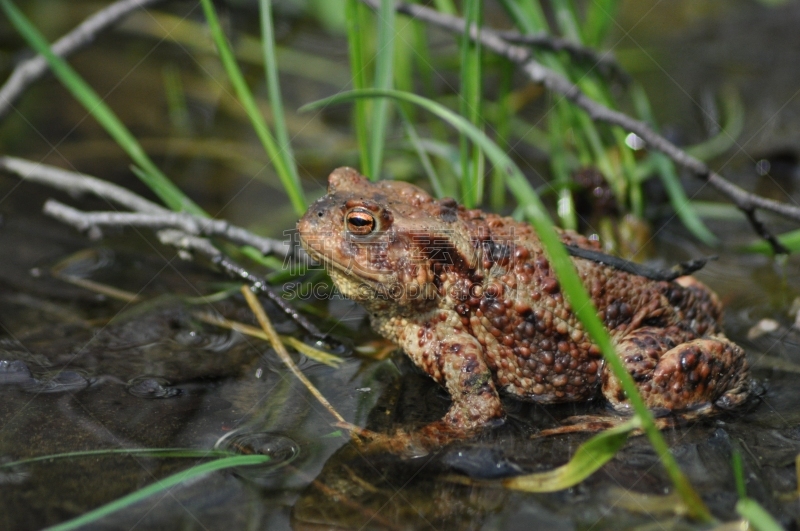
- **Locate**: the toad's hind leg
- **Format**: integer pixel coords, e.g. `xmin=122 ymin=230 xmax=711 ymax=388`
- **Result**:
xmin=602 ymin=329 xmax=750 ymax=412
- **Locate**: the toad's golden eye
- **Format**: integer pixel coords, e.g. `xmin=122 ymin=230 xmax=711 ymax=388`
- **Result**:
xmin=346 ymin=209 xmax=376 ymax=235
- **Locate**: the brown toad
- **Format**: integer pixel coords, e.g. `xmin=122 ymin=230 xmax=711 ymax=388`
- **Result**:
xmin=298 ymin=168 xmax=750 ymax=438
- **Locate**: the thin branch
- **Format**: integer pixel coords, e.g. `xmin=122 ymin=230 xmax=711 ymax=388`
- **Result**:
xmin=360 ymin=0 xmax=800 ymax=232
xmin=0 ymin=156 xmax=166 ymax=213
xmin=156 ymin=230 xmax=324 ymax=339
xmin=742 ymin=209 xmax=789 ymax=255
xmin=565 ymin=245 xmax=716 ymax=281
xmin=0 ymin=0 xmax=166 ymax=120
xmin=43 ymin=199 xmax=297 ymax=257
xmin=494 ymin=30 xmax=626 ymax=81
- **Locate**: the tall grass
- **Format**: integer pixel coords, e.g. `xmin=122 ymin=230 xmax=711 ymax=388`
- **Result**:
xmin=199 ymin=0 xmax=306 ymax=215
xmin=0 ymin=0 xmax=205 ymax=216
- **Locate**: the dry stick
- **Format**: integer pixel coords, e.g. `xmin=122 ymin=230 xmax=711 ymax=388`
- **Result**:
xmin=1 ymin=157 xmax=295 ymax=256
xmin=360 ymin=0 xmax=800 ymax=247
xmin=0 ymin=156 xmax=166 ymax=214
xmin=193 ymin=311 xmax=343 ymax=368
xmin=43 ymin=198 xmax=298 ymax=257
xmin=0 ymin=0 xmax=166 ymax=120
xmin=494 ymin=29 xmax=626 ymax=80
xmin=239 ymin=285 xmax=350 ymax=428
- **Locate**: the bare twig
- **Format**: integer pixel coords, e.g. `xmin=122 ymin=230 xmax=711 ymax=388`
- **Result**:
xmin=494 ymin=30 xmax=626 ymax=81
xmin=0 ymin=0 xmax=166 ymax=119
xmin=156 ymin=230 xmax=324 ymax=339
xmin=43 ymin=199 xmax=297 ymax=257
xmin=361 ymin=0 xmax=800 ymax=236
xmin=742 ymin=209 xmax=790 ymax=255
xmin=0 ymin=156 xmax=166 ymax=213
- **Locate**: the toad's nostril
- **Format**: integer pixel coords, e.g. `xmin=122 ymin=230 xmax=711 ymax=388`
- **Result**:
xmin=318 ymin=212 xmax=323 ymax=217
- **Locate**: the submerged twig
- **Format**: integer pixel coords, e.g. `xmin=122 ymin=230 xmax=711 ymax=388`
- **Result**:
xmin=49 ymin=255 xmax=338 ymax=365
xmin=0 ymin=0 xmax=166 ymax=120
xmin=193 ymin=311 xmax=343 ymax=367
xmin=155 ymin=230 xmax=323 ymax=339
xmin=240 ymin=285 xmax=347 ymax=425
xmin=360 ymin=0 xmax=800 ymax=248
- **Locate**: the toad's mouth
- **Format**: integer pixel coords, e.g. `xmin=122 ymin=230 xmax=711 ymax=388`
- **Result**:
xmin=299 ymin=236 xmax=387 ymax=289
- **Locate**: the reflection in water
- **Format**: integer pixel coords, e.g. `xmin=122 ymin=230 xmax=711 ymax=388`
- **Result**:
xmin=216 ymin=431 xmax=300 ymax=484
xmin=126 ymin=376 xmax=181 ymax=399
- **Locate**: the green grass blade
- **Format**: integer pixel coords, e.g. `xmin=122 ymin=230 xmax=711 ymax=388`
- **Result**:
xmin=490 ymin=60 xmax=513 ymax=211
xmin=408 ymin=3 xmax=459 ymax=197
xmin=504 ymin=417 xmax=640 ymax=491
xmin=459 ymin=0 xmax=484 ymax=207
xmin=398 ymin=107 xmax=444 ymax=197
xmin=307 ymin=0 xmax=348 ymax=33
xmin=499 ymin=0 xmax=614 ymax=220
xmin=550 ymin=0 xmax=584 ymax=43
xmin=301 ymin=88 xmax=712 ymax=521
xmin=735 ymin=499 xmax=784 ymax=531
xmin=632 ymin=84 xmax=717 ymax=245
xmin=367 ymin=0 xmax=396 ymax=180
xmin=685 ymin=86 xmax=745 ymax=161
xmin=583 ymin=0 xmax=620 ymax=47
xmin=745 ymin=228 xmax=800 ymax=254
xmin=650 ymin=154 xmax=718 ymax=245
xmin=0 ymin=0 xmax=204 ymax=216
xmin=432 ymin=0 xmax=457 ymax=14
xmin=162 ymin=65 xmax=191 ymax=134
xmin=732 ymin=449 xmax=747 ymax=499
xmin=498 ymin=0 xmax=547 ymax=33
xmin=346 ymin=0 xmax=371 ymax=175
xmin=260 ymin=0 xmax=299 ymax=183
xmin=46 ymin=455 xmax=270 ymax=531
xmin=611 ymin=125 xmax=642 ymax=217
xmin=199 ymin=0 xmax=306 ymax=215
xmin=0 ymin=448 xmax=235 ymax=469
xmin=549 ymin=97 xmax=578 ymax=230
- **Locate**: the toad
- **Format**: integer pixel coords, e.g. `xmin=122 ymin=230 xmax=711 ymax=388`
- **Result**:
xmin=297 ymin=168 xmax=750 ymax=440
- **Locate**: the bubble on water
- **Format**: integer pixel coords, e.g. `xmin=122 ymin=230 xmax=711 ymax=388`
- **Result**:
xmin=0 ymin=360 xmax=33 ymax=385
xmin=24 ymin=371 xmax=89 ymax=394
xmin=0 ymin=456 xmax=29 ymax=485
xmin=126 ymin=377 xmax=181 ymax=399
xmin=215 ymin=431 xmax=300 ymax=482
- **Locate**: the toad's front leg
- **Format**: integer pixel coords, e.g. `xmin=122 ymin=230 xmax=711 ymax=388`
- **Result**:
xmin=391 ymin=313 xmax=504 ymax=443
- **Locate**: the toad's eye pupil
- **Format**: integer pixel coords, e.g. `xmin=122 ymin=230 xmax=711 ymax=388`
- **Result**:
xmin=349 ymin=217 xmax=371 ymax=227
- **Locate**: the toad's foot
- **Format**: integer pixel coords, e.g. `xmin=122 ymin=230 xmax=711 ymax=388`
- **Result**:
xmin=602 ymin=328 xmax=751 ymax=412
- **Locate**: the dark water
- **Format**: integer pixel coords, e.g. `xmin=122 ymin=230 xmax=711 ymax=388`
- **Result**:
xmin=0 ymin=0 xmax=799 ymax=529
